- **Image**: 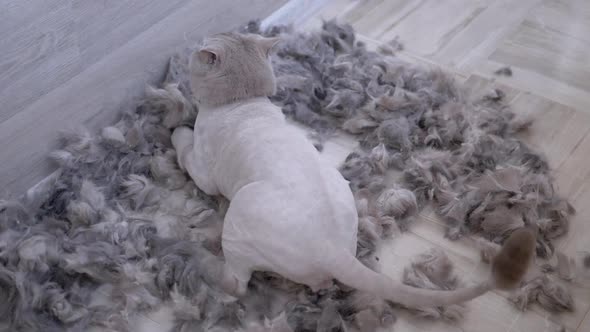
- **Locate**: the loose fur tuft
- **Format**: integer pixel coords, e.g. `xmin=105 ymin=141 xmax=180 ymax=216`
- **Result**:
xmin=510 ymin=275 xmax=574 ymax=312
xmin=145 ymin=84 xmax=196 ymax=128
xmin=494 ymin=66 xmax=513 ymax=77
xmin=402 ymin=249 xmax=466 ymax=321
xmin=375 ymin=187 xmax=418 ymax=230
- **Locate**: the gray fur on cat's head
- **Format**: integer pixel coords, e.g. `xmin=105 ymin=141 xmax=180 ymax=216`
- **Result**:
xmin=190 ymin=32 xmax=280 ymax=107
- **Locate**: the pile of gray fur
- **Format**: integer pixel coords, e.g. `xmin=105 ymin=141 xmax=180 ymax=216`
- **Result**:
xmin=0 ymin=20 xmax=577 ymax=331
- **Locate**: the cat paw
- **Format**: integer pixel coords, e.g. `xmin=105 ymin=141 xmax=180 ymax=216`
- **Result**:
xmin=171 ymin=126 xmax=193 ymax=148
xmin=171 ymin=126 xmax=194 ymax=170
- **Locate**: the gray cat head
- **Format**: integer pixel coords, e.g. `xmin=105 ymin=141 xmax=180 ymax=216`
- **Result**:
xmin=190 ymin=32 xmax=280 ymax=107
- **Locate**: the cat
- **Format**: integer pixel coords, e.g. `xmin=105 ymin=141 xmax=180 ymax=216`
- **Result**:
xmin=171 ymin=32 xmax=536 ymax=307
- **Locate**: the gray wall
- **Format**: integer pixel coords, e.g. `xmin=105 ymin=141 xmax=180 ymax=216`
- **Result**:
xmin=0 ymin=0 xmax=287 ymax=195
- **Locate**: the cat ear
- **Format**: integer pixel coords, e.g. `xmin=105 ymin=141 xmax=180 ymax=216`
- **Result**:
xmin=197 ymin=48 xmax=218 ymax=65
xmin=256 ymin=36 xmax=280 ymax=56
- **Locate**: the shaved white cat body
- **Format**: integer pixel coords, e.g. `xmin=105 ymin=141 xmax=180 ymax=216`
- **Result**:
xmin=175 ymin=96 xmax=357 ymax=292
xmin=171 ymin=32 xmax=535 ymax=307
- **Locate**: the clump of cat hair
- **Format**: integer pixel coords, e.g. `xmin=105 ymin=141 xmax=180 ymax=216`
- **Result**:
xmin=510 ymin=275 xmax=574 ymax=312
xmin=494 ymin=66 xmax=513 ymax=77
xmin=402 ymin=249 xmax=466 ymax=321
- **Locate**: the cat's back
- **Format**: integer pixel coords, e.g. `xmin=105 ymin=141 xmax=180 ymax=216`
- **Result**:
xmin=210 ymin=99 xmax=358 ymax=265
xmin=211 ymin=98 xmax=310 ymax=156
xmin=196 ymin=97 xmax=284 ymax=134
xmin=200 ymin=98 xmax=328 ymax=194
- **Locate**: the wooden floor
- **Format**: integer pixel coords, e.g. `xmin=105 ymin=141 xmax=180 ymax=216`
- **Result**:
xmin=0 ymin=0 xmax=288 ymax=196
xmin=4 ymin=0 xmax=590 ymax=331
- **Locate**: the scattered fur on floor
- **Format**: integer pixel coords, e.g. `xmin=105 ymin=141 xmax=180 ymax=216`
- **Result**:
xmin=377 ymin=37 xmax=404 ymax=56
xmin=402 ymin=249 xmax=466 ymax=321
xmin=540 ymin=251 xmax=577 ymax=282
xmin=494 ymin=66 xmax=513 ymax=77
xmin=556 ymin=253 xmax=576 ymax=282
xmin=510 ymin=275 xmax=574 ymax=312
xmin=0 ymin=20 xmax=574 ymax=330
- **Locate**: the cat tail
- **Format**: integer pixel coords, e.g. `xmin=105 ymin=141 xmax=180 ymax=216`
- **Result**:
xmin=331 ymin=253 xmax=492 ymax=308
xmin=331 ymin=228 xmax=536 ymax=307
